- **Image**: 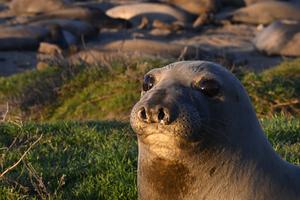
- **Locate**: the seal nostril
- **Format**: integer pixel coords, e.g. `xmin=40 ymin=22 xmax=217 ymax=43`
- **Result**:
xmin=158 ymin=108 xmax=165 ymax=121
xmin=139 ymin=107 xmax=147 ymax=120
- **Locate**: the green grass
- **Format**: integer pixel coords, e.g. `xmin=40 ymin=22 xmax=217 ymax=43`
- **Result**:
xmin=0 ymin=58 xmax=299 ymax=121
xmin=0 ymin=58 xmax=168 ymax=121
xmin=242 ymin=59 xmax=300 ymax=117
xmin=262 ymin=116 xmax=300 ymax=165
xmin=49 ymin=69 xmax=140 ymax=121
xmin=0 ymin=116 xmax=299 ymax=199
xmin=0 ymin=121 xmax=137 ymax=200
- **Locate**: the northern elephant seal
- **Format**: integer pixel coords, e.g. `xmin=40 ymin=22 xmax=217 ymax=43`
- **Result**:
xmin=69 ymin=39 xmax=206 ymax=66
xmin=106 ymin=3 xmax=194 ymax=26
xmin=166 ymin=0 xmax=221 ymax=15
xmin=100 ymin=39 xmax=200 ymax=59
xmin=130 ymin=61 xmax=300 ymax=200
xmin=29 ymin=19 xmax=97 ymax=39
xmin=254 ymin=20 xmax=300 ymax=56
xmin=9 ymin=0 xmax=69 ymax=16
xmin=28 ymin=6 xmax=131 ymax=29
xmin=231 ymin=1 xmax=300 ymax=25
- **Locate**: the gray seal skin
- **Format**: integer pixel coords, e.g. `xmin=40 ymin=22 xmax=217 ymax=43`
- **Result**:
xmin=130 ymin=61 xmax=300 ymax=200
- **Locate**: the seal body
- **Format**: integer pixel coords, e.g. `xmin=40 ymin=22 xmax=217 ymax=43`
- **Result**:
xmin=106 ymin=2 xmax=194 ymax=26
xmin=254 ymin=20 xmax=300 ymax=56
xmin=10 ymin=0 xmax=69 ymax=15
xmin=166 ymin=0 xmax=221 ymax=15
xmin=130 ymin=61 xmax=300 ymax=200
xmin=232 ymin=1 xmax=300 ymax=25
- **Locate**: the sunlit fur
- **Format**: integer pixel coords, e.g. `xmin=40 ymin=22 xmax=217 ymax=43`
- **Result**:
xmin=130 ymin=61 xmax=300 ymax=200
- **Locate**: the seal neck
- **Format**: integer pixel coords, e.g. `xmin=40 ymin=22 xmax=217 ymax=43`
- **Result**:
xmin=137 ymin=125 xmax=300 ymax=200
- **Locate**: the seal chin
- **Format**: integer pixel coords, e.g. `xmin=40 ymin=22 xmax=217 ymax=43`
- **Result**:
xmin=140 ymin=133 xmax=181 ymax=158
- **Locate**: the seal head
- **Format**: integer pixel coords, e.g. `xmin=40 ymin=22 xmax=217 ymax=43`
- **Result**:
xmin=130 ymin=61 xmax=300 ymax=200
xmin=131 ymin=61 xmax=254 ymax=155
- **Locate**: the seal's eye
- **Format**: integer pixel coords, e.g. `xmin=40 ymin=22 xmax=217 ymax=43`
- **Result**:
xmin=142 ymin=75 xmax=155 ymax=91
xmin=193 ymin=79 xmax=220 ymax=97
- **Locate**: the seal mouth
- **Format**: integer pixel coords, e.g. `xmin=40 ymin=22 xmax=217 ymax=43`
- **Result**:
xmin=140 ymin=133 xmax=181 ymax=157
xmin=143 ymin=131 xmax=177 ymax=140
xmin=135 ymin=123 xmax=174 ymax=138
xmin=131 ymin=108 xmax=202 ymax=143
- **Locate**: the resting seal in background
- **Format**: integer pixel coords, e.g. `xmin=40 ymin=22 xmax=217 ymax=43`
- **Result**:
xmin=254 ymin=20 xmax=300 ymax=57
xmin=130 ymin=61 xmax=300 ymax=200
xmin=105 ymin=2 xmax=194 ymax=26
xmin=9 ymin=0 xmax=69 ymax=15
xmin=231 ymin=1 xmax=300 ymax=25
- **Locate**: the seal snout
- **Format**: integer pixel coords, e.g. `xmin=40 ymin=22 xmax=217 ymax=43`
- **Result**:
xmin=137 ymin=106 xmax=171 ymax=125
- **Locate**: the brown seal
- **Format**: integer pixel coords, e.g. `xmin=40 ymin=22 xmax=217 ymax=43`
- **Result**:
xmin=254 ymin=20 xmax=300 ymax=57
xmin=231 ymin=1 xmax=300 ymax=25
xmin=106 ymin=2 xmax=194 ymax=26
xmin=130 ymin=61 xmax=300 ymax=200
xmin=9 ymin=0 xmax=69 ymax=16
xmin=166 ymin=0 xmax=220 ymax=15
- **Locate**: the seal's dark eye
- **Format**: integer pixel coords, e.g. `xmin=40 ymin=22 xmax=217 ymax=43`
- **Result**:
xmin=142 ymin=75 xmax=155 ymax=91
xmin=193 ymin=79 xmax=220 ymax=97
